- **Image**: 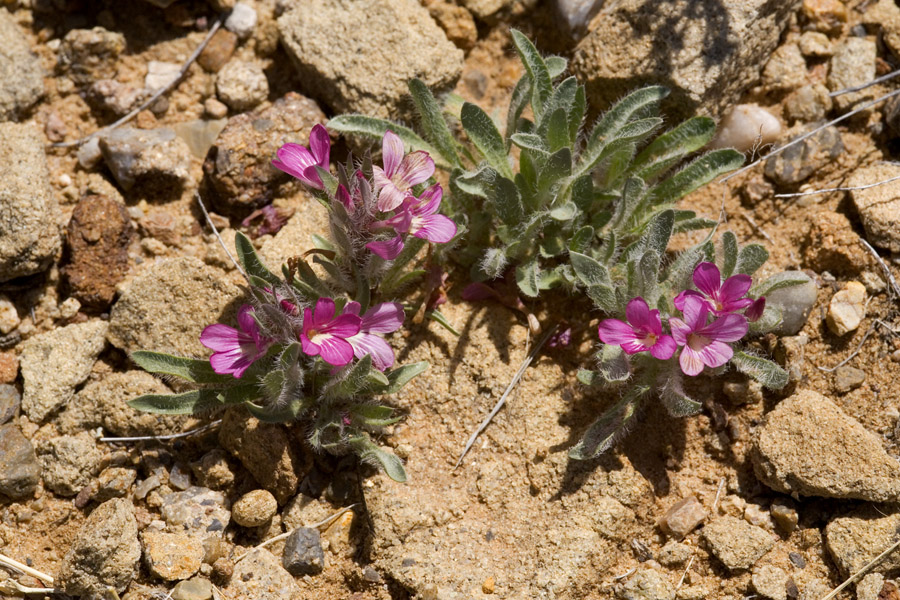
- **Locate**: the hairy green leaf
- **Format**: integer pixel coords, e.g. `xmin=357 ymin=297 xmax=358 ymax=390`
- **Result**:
xmin=632 ymin=116 xmax=717 ymax=181
xmin=408 ymin=78 xmax=460 ymax=168
xmin=545 ymin=55 xmax=568 ymax=79
xmin=659 ymin=371 xmax=702 ymax=416
xmin=349 ymin=435 xmax=407 ymax=482
xmin=569 ymin=251 xmax=610 ymax=287
xmin=721 ymin=230 xmax=738 ymax=278
xmin=568 ymin=385 xmax=648 ymax=459
xmin=751 ymin=271 xmax=811 ymax=297
xmin=597 ymin=344 xmax=630 ymax=382
xmin=131 ymin=351 xmax=233 ymax=385
xmin=511 ymin=29 xmax=553 ymax=120
xmin=462 ymin=102 xmax=513 ymax=179
xmin=235 ymin=231 xmax=280 ymax=286
xmin=128 ymin=389 xmax=222 ymax=415
xmin=735 ymin=244 xmax=769 ymax=276
xmin=516 ymin=258 xmax=540 ymax=297
xmin=378 ymin=361 xmax=429 ymax=394
xmin=327 ymin=115 xmax=448 ymax=168
xmin=732 ymin=351 xmax=789 ymax=390
xmin=648 ymin=149 xmax=744 ymax=205
xmin=351 ymin=404 xmax=402 ymax=427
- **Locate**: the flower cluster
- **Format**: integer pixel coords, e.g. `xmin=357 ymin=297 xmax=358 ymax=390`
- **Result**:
xmin=598 ymin=262 xmax=765 ymax=376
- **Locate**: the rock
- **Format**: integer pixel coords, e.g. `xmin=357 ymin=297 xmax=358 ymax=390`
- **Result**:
xmin=95 ymin=467 xmax=137 ymax=501
xmin=802 ymin=0 xmax=848 ymax=34
xmin=0 ymin=384 xmax=19 ymax=424
xmin=658 ymin=541 xmax=692 ymax=567
xmin=223 ymin=549 xmax=302 ymax=600
xmin=834 ymin=365 xmax=866 ymax=393
xmin=225 ymin=2 xmax=257 ymax=38
xmin=709 ymin=104 xmax=781 ymax=152
xmin=803 ymin=211 xmax=868 ymax=275
xmin=77 ymin=136 xmax=104 ymax=169
xmin=171 ymin=577 xmax=213 ymax=600
xmin=144 ymin=61 xmax=181 ymax=93
xmin=0 ymin=296 xmax=18 ymax=335
xmin=37 ymin=432 xmax=103 ymax=497
xmin=142 ymin=530 xmax=204 ymax=581
xmin=57 ymin=499 xmax=141 ymax=598
xmin=825 ymin=508 xmax=900 ymax=576
xmin=57 ymin=27 xmax=126 ymax=86
xmin=168 ymin=463 xmax=191 ymax=490
xmin=87 ymin=79 xmax=142 ymax=116
xmin=660 ymin=496 xmax=707 ymax=539
xmin=827 ymin=38 xmax=877 ymax=111
xmin=765 ymin=123 xmax=843 ymax=186
xmin=619 ymin=569 xmax=675 ymax=600
xmin=702 ymin=516 xmax=774 ymax=571
xmin=848 ymin=164 xmax=900 ymax=253
xmin=278 ymin=0 xmax=464 ymax=120
xmin=553 ymin=0 xmax=604 ymax=37
xmin=423 ymin=0 xmax=477 ymax=51
xmin=233 ymin=489 xmax=278 ymax=527
xmin=752 ymin=564 xmax=789 ymax=600
xmin=281 ymin=492 xmax=332 ymax=531
xmin=0 ymin=10 xmax=44 ymax=120
xmin=770 ymin=500 xmax=799 ymax=534
xmin=774 ymin=334 xmax=808 ymax=383
xmin=0 ymin=352 xmax=17 ymax=384
xmin=857 ymin=573 xmax=885 ymax=600
xmin=160 ymin=486 xmax=231 ymax=539
xmin=190 ymin=448 xmax=235 ymax=490
xmin=99 ymin=127 xmax=192 ymax=193
xmin=784 ymin=84 xmax=832 ymax=124
xmin=204 ymin=98 xmax=229 ymax=119
xmin=20 ymin=320 xmax=108 ymax=422
xmin=764 ymin=271 xmax=816 ymax=335
xmin=322 ymin=510 xmax=355 ymax=556
xmin=219 ymin=410 xmax=311 ymax=504
xmin=197 ymin=29 xmax=238 ymax=73
xmin=0 ymin=424 xmax=41 ymax=499
xmin=798 ymin=31 xmax=832 ymax=57
xmin=204 ymin=92 xmax=325 ymax=214
xmin=216 ymin=60 xmax=269 ymax=111
xmin=744 ymin=504 xmax=774 ymax=529
xmin=282 ymin=527 xmax=325 ymax=576
xmin=172 ymin=119 xmax=228 ymax=159
xmin=572 ymin=0 xmax=798 ymax=119
xmin=107 ymin=256 xmax=242 ymax=357
xmin=826 ymin=281 xmax=866 ymax=336
xmin=762 ymin=44 xmax=808 ymax=93
xmin=753 ymin=389 xmax=900 ymax=501
xmin=61 ymin=194 xmax=134 ymax=310
xmin=0 ymin=122 xmax=61 ymax=281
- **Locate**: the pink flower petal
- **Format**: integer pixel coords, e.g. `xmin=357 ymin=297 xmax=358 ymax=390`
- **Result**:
xmin=692 ymin=262 xmax=722 ymax=297
xmin=598 ymin=319 xmax=639 ymax=346
xmin=650 ymin=335 xmax=677 ymax=360
xmin=397 ymin=151 xmax=435 ymax=187
xmin=673 ymin=289 xmax=703 ymax=311
xmin=745 ymin=297 xmax=766 ymax=322
xmin=719 ymin=273 xmax=752 ymax=303
xmin=412 ymin=214 xmax=457 ymax=243
xmin=382 ymin=130 xmax=404 ymax=177
xmin=361 ymin=302 xmax=405 ymax=333
xmin=349 ymin=333 xmax=395 ymax=370
xmin=200 ymin=324 xmax=241 ymax=352
xmin=236 ymin=305 xmax=257 ymax=335
xmin=322 ymin=313 xmax=362 ymax=338
xmin=411 ymin=184 xmax=443 ymax=217
xmin=679 ymin=295 xmax=710 ymax=331
xmin=366 ymin=235 xmax=404 ymax=260
xmin=316 ymin=335 xmax=355 ymax=366
xmin=210 ymin=349 xmax=254 ymax=377
xmin=336 ymin=184 xmax=353 ymax=211
xmin=344 ymin=301 xmax=361 ymax=316
xmin=668 ymin=317 xmax=691 ymax=346
xmin=313 ymin=297 xmax=336 ymax=325
xmin=372 ymin=166 xmax=391 ymax=192
xmin=620 ymin=338 xmax=651 ymax=354
xmin=697 ymin=340 xmax=733 ymax=369
xmin=679 ymin=347 xmax=705 ymax=376
xmin=376 ymin=184 xmax=409 ymax=212
xmin=300 ymin=332 xmax=319 ymax=357
xmin=701 ymin=313 xmax=748 ymax=343
xmin=308 ymin=124 xmax=331 ymax=167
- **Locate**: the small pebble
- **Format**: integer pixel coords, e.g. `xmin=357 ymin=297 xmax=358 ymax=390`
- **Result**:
xmin=660 ymin=496 xmax=707 ymax=539
xmin=826 ymin=281 xmax=866 ymax=336
xmin=0 ymin=384 xmax=20 ymax=424
xmin=232 ymin=489 xmax=278 ymax=527
xmin=145 ymin=61 xmax=182 ymax=93
xmin=204 ymin=97 xmax=228 ymax=119
xmin=709 ymin=104 xmax=781 ymax=152
xmin=788 ymin=552 xmax=806 ymax=569
xmin=216 ymin=60 xmax=268 ymax=111
xmin=482 ymin=576 xmax=495 ymax=594
xmin=225 ymin=2 xmax=257 ymax=39
xmin=770 ymin=500 xmax=799 ymax=534
xmin=834 ymin=365 xmax=866 ymax=393
xmin=282 ymin=527 xmax=325 ymax=576
xmin=169 ymin=463 xmax=192 ymax=490
xmin=0 ymin=295 xmax=19 ymax=335
xmin=171 ymin=576 xmax=213 ymax=600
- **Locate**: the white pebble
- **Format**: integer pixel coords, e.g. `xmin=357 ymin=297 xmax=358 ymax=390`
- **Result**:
xmin=225 ymin=2 xmax=258 ymax=39
xmin=145 ymin=61 xmax=181 ymax=93
xmin=710 ymin=104 xmax=782 ymax=153
xmin=58 ymin=173 xmax=72 ymax=187
xmin=0 ymin=295 xmax=20 ymax=335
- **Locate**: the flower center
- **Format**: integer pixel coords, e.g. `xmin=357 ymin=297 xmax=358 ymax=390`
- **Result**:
xmin=639 ymin=333 xmax=658 ymax=347
xmin=687 ymin=333 xmax=710 ymax=351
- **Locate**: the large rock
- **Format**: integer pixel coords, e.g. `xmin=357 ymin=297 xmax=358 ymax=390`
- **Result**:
xmin=0 ymin=424 xmax=41 ymax=500
xmin=825 ymin=508 xmax=900 ymax=577
xmin=57 ymin=498 xmax=141 ymax=598
xmin=827 ymin=37 xmax=877 ymax=111
xmin=848 ymin=163 xmax=900 ymax=253
xmin=203 ymin=92 xmax=325 ymax=215
xmin=222 ymin=549 xmax=302 ymax=600
xmin=57 ymin=27 xmax=126 ymax=86
xmin=107 ymin=257 xmax=243 ymax=358
xmin=37 ymin=432 xmax=103 ymax=497
xmin=752 ymin=390 xmax=900 ymax=502
xmin=572 ymin=0 xmax=799 ymax=118
xmin=141 ymin=530 xmax=204 ymax=581
xmin=702 ymin=516 xmax=774 ymax=572
xmin=20 ymin=320 xmax=108 ymax=422
xmin=277 ymin=0 xmax=464 ymax=120
xmin=99 ymin=127 xmax=193 ymax=194
xmin=0 ymin=9 xmax=44 ymax=120
xmin=0 ymin=122 xmax=61 ymax=281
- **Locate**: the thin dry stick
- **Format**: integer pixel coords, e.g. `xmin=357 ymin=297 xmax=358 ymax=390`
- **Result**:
xmin=196 ymin=192 xmax=248 ymax=280
xmin=613 ymin=567 xmax=637 ymax=581
xmin=711 ymin=478 xmax=726 ymax=514
xmin=99 ymin=419 xmax=222 ymax=443
xmin=819 ymin=537 xmax=900 ymax=600
xmin=234 ymin=504 xmax=359 ymax=563
xmin=829 ymin=65 xmax=900 ymax=97
xmin=740 ymin=213 xmax=774 ymax=245
xmin=0 ymin=580 xmax=55 ymax=595
xmin=0 ymin=552 xmax=54 ymax=585
xmin=775 ymin=172 xmax=900 ymax=198
xmin=455 ymin=323 xmax=558 ymax=468
xmin=51 ymin=19 xmax=222 ymax=149
xmin=676 ymin=554 xmax=695 ymax=591
xmin=817 ymin=328 xmax=872 ymax=373
xmin=861 ymin=238 xmax=900 ymax=299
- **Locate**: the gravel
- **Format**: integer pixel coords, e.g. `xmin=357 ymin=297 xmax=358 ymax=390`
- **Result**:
xmin=223 ymin=549 xmax=303 ymax=600
xmin=160 ymin=486 xmax=231 ymax=539
xmin=282 ymin=527 xmax=325 ymax=576
xmin=702 ymin=516 xmax=774 ymax=572
xmin=232 ymin=489 xmax=278 ymax=527
xmin=0 ymin=384 xmax=20 ymax=424
xmin=0 ymin=9 xmax=44 ymax=120
xmin=618 ymin=569 xmax=675 ymax=600
xmin=764 ymin=124 xmax=843 ymax=186
xmin=225 ymin=2 xmax=257 ymax=38
xmin=216 ymin=60 xmax=269 ymax=111
xmin=142 ymin=530 xmax=205 ymax=581
xmin=0 ymin=424 xmax=41 ymax=500
xmin=751 ymin=564 xmax=789 ymax=600
xmin=99 ymin=126 xmax=193 ymax=193
xmin=57 ymin=27 xmax=126 ymax=86
xmin=37 ymin=432 xmax=103 ymax=497
xmin=659 ymin=496 xmax=707 ymax=539
xmin=826 ymin=281 xmax=866 ymax=336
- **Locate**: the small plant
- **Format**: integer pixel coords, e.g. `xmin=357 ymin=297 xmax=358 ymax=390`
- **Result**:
xmin=128 ymin=128 xmax=459 ymax=482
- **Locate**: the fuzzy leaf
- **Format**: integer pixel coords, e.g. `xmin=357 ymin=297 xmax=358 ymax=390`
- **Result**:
xmin=510 ymin=132 xmax=549 ymax=155
xmin=578 ymin=118 xmax=662 ymax=177
xmin=350 ymin=404 xmax=402 ymax=427
xmin=735 ymin=244 xmax=769 ymax=276
xmin=311 ymin=234 xmax=336 ymax=252
xmin=568 ymin=385 xmax=648 ymax=460
xmin=648 ymin=149 xmax=744 ymax=205
xmin=748 ymin=305 xmax=783 ymax=335
xmin=128 ymin=389 xmax=222 ymax=415
xmin=569 ymin=251 xmax=610 ymax=287
xmin=625 ymin=209 xmax=674 ymax=263
xmin=632 ymin=116 xmax=717 ymax=181
xmin=721 ymin=230 xmax=738 ymax=278
xmin=577 ymin=369 xmax=600 ymax=386
xmin=587 ymin=284 xmax=618 ymax=313
xmin=408 ymin=78 xmax=460 ymax=167
xmin=664 ymin=240 xmax=714 ymax=292
xmin=750 ymin=271 xmax=810 ymax=297
xmin=131 ymin=351 xmax=233 ymax=385
xmin=326 ymin=115 xmax=447 ymax=168
xmin=462 ymin=102 xmax=513 ymax=179
xmin=546 ymin=108 xmax=571 ymax=152
xmin=246 ymin=399 xmax=306 ymax=423
xmin=732 ymin=351 xmax=789 ymax=390
xmin=597 ymin=344 xmax=630 ymax=382
xmin=493 ymin=176 xmax=525 ymax=226
xmin=673 ymin=217 xmax=717 ymax=234
xmin=539 ymin=148 xmax=572 ymax=189
xmin=638 ymin=249 xmax=661 ymax=305
xmin=426 ymin=309 xmax=461 ymax=336
xmin=545 ymin=55 xmax=568 ymax=79
xmin=571 ymin=174 xmax=594 ymax=211
xmin=453 ymin=165 xmax=495 ymax=198
xmin=506 ymin=75 xmax=531 ymax=142
xmin=325 ymin=355 xmax=377 ymax=399
xmin=349 ymin=435 xmax=407 ymax=482
xmin=516 ymin=258 xmax=541 ymax=297
xmin=377 ymin=361 xmax=429 ymax=394
xmin=235 ymin=231 xmax=280 ymax=286
xmin=568 ymin=226 xmax=594 ymax=253
xmin=587 ymin=86 xmax=668 ymax=150
xmin=511 ymin=29 xmax=553 ymax=120
xmin=659 ymin=371 xmax=702 ymax=417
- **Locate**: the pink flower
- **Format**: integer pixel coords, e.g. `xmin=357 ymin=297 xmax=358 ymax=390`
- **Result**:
xmin=674 ymin=262 xmax=754 ymax=316
xmin=272 ymin=124 xmax=330 ymax=190
xmin=300 ymin=297 xmax=362 ymax=367
xmin=373 ymin=130 xmax=435 ymax=212
xmin=598 ymin=297 xmax=677 ymax=360
xmin=344 ymin=301 xmax=405 ymax=370
xmin=200 ymin=305 xmax=273 ymax=378
xmin=669 ymin=296 xmax=749 ymax=376
xmin=372 ymin=184 xmax=457 ymax=244
xmin=745 ymin=296 xmax=766 ymax=322
xmin=366 ymin=234 xmax=404 ymax=260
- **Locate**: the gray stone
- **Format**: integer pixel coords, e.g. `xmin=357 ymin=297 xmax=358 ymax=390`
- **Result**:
xmin=834 ymin=365 xmax=865 ymax=393
xmin=657 ymin=541 xmax=692 ymax=567
xmin=216 ymin=60 xmax=268 ymax=111
xmin=572 ymin=0 xmax=799 ymax=119
xmin=142 ymin=530 xmax=204 ymax=581
xmin=99 ymin=127 xmax=192 ymax=192
xmin=190 ymin=448 xmax=235 ymax=490
xmin=107 ymin=257 xmax=243 ymax=358
xmin=86 ymin=79 xmax=142 ymax=116
xmin=553 ymin=0 xmax=604 ymax=36
xmin=618 ymin=569 xmax=674 ymax=600
xmin=660 ymin=496 xmax=707 ymax=539
xmin=764 ymin=124 xmax=843 ymax=186
xmin=171 ymin=577 xmax=213 ymax=600
xmin=702 ymin=516 xmax=774 ymax=571
xmin=282 ymin=527 xmax=325 ymax=576
xmin=57 ymin=498 xmax=141 ymax=598
xmin=798 ymin=31 xmax=832 ymax=57
xmin=95 ymin=467 xmax=137 ymax=502
xmin=828 ymin=38 xmax=877 ymax=111
xmin=770 ymin=500 xmax=799 ymax=534
xmin=0 ymin=122 xmax=61 ymax=281
xmin=57 ymin=27 xmax=126 ymax=86
xmin=20 ymin=320 xmax=108 ymax=422
xmin=752 ymin=564 xmax=789 ymax=600
xmin=857 ymin=573 xmax=885 ymax=600
xmin=0 ymin=384 xmax=20 ymax=424
xmin=225 ymin=2 xmax=257 ymax=39
xmin=223 ymin=549 xmax=302 ymax=600
xmin=762 ymin=44 xmax=808 ymax=93
xmin=233 ymin=489 xmax=278 ymax=527
xmin=0 ymin=424 xmax=40 ymax=499
xmin=160 ymin=486 xmax=231 ymax=539
xmin=765 ymin=271 xmax=817 ymax=335
xmin=278 ymin=0 xmax=464 ymax=120
xmin=0 ymin=10 xmax=44 ymax=120
xmin=784 ymin=84 xmax=832 ymax=124
xmin=825 ymin=508 xmax=900 ymax=576
xmin=172 ymin=118 xmax=228 ymax=159
xmin=848 ymin=164 xmax=900 ymax=253
xmin=37 ymin=432 xmax=103 ymax=497
xmin=752 ymin=389 xmax=900 ymax=502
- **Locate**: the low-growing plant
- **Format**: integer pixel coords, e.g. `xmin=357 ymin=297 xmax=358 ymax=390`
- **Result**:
xmin=128 ymin=128 xmax=460 ymax=482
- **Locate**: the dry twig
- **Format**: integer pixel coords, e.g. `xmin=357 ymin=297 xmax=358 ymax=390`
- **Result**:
xmin=99 ymin=419 xmax=222 ymax=443
xmin=774 ymin=172 xmax=900 ymax=199
xmin=816 ymin=328 xmax=872 ymax=373
xmin=860 ymin=238 xmax=900 ymax=299
xmin=819 ymin=537 xmax=900 ymax=600
xmin=0 ymin=552 xmax=54 ymax=585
